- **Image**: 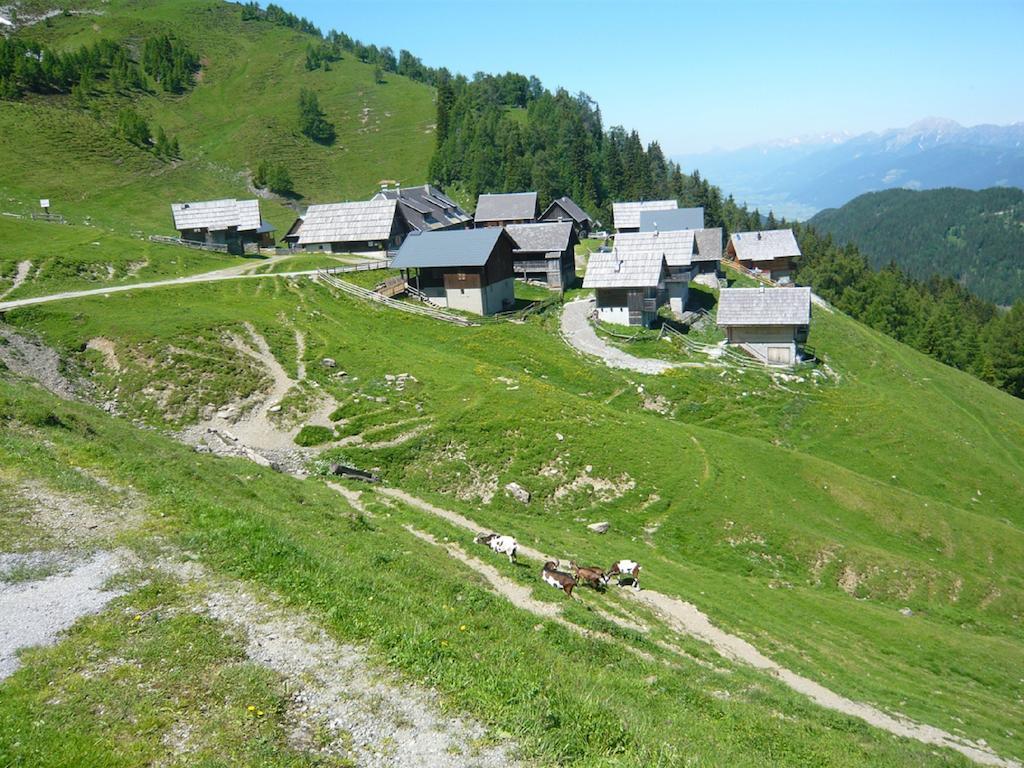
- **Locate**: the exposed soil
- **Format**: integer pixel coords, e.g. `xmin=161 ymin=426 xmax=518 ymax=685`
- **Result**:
xmin=0 ymin=323 xmax=86 ymax=401
xmin=0 ymin=260 xmax=31 ymax=299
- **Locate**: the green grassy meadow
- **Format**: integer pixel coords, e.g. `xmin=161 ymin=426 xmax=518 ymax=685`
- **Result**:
xmin=2 ymin=268 xmax=1022 ymax=764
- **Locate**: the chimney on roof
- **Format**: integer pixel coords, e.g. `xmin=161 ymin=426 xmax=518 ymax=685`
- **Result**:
xmin=396 ymin=182 xmax=401 ymax=198
xmin=757 ymin=232 xmax=762 ymax=240
xmin=759 ymin=284 xmax=765 ymax=294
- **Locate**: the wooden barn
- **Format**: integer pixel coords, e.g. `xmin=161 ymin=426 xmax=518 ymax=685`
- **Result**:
xmin=716 ymin=285 xmax=811 ymax=366
xmin=613 ymin=230 xmax=694 ymax=315
xmin=692 ymin=227 xmax=724 ymax=276
xmin=505 ymin=221 xmax=579 ymax=291
xmin=391 ymin=228 xmax=516 ymax=316
xmin=611 ymin=199 xmax=677 ymax=233
xmin=170 ymin=199 xmax=273 ymax=254
xmin=727 ymin=229 xmax=801 ymax=283
xmin=372 ymin=184 xmax=472 ymax=232
xmin=539 ymin=196 xmax=596 ymax=238
xmin=583 ymin=248 xmax=669 ymax=327
xmin=294 ymin=199 xmax=408 ymax=254
xmin=474 ymin=192 xmax=539 ymax=227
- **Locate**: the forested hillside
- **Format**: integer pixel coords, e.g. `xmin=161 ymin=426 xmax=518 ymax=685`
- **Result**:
xmin=810 ymin=187 xmax=1024 ymax=305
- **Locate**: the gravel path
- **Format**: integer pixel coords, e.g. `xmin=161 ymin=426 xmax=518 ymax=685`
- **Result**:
xmin=560 ymin=298 xmax=694 ymax=374
xmin=0 ymin=551 xmax=128 ymax=680
xmin=0 ymin=260 xmax=32 ymax=300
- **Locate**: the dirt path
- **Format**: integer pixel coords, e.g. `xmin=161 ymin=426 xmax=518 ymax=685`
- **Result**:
xmin=196 ymin=573 xmax=519 ymax=768
xmin=0 ymin=263 xmax=320 ymax=313
xmin=379 ymin=487 xmax=1019 ymax=768
xmin=0 ymin=550 xmax=130 ymax=680
xmin=0 ymin=260 xmax=32 ymax=300
xmin=560 ymin=298 xmax=702 ymax=374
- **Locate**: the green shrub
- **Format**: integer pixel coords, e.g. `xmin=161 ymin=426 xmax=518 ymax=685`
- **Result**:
xmin=294 ymin=424 xmax=334 ymax=446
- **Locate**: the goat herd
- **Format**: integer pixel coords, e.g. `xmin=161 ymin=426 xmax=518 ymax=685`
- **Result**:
xmin=474 ymin=532 xmax=640 ymax=598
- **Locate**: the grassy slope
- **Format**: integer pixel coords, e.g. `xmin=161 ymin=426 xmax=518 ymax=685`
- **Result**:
xmin=4 ymin=274 xmax=1023 ymax=763
xmin=0 ymin=0 xmax=436 ymax=236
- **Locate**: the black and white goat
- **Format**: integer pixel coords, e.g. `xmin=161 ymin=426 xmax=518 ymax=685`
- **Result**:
xmin=605 ymin=559 xmax=641 ymax=590
xmin=473 ymin=532 xmax=518 ymax=563
xmin=541 ymin=560 xmax=576 ymax=598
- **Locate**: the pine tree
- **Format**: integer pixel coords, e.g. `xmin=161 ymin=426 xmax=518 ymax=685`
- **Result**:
xmin=297 ymin=88 xmax=335 ymax=144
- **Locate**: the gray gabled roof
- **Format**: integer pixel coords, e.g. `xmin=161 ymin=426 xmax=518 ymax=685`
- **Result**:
xmin=716 ymin=286 xmax=812 ymax=326
xmin=505 ymin=221 xmax=576 ymax=254
xmin=540 ymin=196 xmax=594 ymax=226
xmin=639 ymin=207 xmax=704 ymax=232
xmin=729 ymin=229 xmax=801 ymax=262
xmin=171 ymin=199 xmax=262 ymax=232
xmin=297 ymin=199 xmax=399 ymax=245
xmin=474 ymin=192 xmax=538 ymax=223
xmin=373 ymin=184 xmax=472 ymax=232
xmin=392 ymin=228 xmax=505 ymax=269
xmin=612 ymin=199 xmax=677 ymax=230
xmin=583 ymin=249 xmax=667 ymax=289
xmin=613 ymin=230 xmax=694 ymax=268
xmin=693 ymin=228 xmax=723 ymax=262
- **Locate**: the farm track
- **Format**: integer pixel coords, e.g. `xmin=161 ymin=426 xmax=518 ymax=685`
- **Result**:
xmin=560 ymin=298 xmax=705 ymax=374
xmin=379 ymin=487 xmax=1020 ymax=768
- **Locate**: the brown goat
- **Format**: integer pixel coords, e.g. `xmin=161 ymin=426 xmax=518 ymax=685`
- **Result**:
xmin=541 ymin=560 xmax=576 ymax=598
xmin=569 ymin=560 xmax=606 ymax=590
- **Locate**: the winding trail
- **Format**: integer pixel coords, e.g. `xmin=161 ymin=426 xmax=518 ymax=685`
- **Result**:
xmin=560 ymin=298 xmax=701 ymax=374
xmin=0 ymin=253 xmax=318 ymax=313
xmin=379 ymin=487 xmax=1020 ymax=768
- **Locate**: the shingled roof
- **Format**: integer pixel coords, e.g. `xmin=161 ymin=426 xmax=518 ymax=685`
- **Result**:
xmin=505 ymin=221 xmax=575 ymax=254
xmin=612 ymin=200 xmax=677 ymax=230
xmin=639 ymin=207 xmax=704 ymax=232
xmin=392 ymin=228 xmax=506 ymax=269
xmin=297 ymin=199 xmax=400 ymax=246
xmin=373 ymin=184 xmax=471 ymax=232
xmin=728 ymin=229 xmax=801 ymax=263
xmin=171 ymin=199 xmax=262 ymax=233
xmin=583 ymin=249 xmax=667 ymax=289
xmin=613 ymin=230 xmax=695 ymax=268
xmin=693 ymin=228 xmax=723 ymax=262
xmin=716 ymin=286 xmax=812 ymax=326
xmin=474 ymin=192 xmax=538 ymax=223
xmin=540 ymin=196 xmax=594 ymax=226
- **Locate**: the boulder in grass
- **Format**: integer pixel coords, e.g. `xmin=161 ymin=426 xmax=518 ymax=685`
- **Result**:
xmin=322 ymin=357 xmax=337 ymax=368
xmin=504 ymin=482 xmax=531 ymax=504
xmin=587 ymin=521 xmax=610 ymax=534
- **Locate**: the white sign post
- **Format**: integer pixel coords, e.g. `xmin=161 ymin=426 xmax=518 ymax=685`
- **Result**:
xmin=39 ymin=199 xmax=50 ymax=214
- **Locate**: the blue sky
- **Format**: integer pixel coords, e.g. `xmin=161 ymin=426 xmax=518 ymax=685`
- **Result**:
xmin=285 ymin=0 xmax=1024 ymax=154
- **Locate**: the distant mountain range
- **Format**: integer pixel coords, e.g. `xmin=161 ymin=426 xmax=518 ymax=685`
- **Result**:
xmin=675 ymin=119 xmax=1024 ymax=220
xmin=809 ymin=186 xmax=1024 ymax=305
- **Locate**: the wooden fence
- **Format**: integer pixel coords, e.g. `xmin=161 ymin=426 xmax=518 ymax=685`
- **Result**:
xmin=319 ymin=259 xmax=393 ymax=274
xmin=148 ymin=235 xmax=229 ymax=253
xmin=316 ymin=270 xmax=476 ymax=327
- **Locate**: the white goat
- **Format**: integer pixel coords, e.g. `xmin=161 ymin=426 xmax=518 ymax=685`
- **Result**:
xmin=473 ymin=532 xmax=518 ymax=563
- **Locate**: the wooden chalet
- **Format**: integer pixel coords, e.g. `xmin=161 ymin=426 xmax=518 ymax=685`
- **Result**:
xmin=391 ymin=228 xmax=516 ymax=316
xmin=539 ymin=196 xmax=595 ymax=238
xmin=726 ymin=229 xmax=801 ymax=282
xmin=170 ymin=199 xmax=273 ymax=254
xmin=613 ymin=230 xmax=694 ymax=315
xmin=372 ymin=184 xmax=472 ymax=233
xmin=474 ymin=192 xmax=539 ymax=227
xmin=583 ymin=248 xmax=669 ymax=327
xmin=294 ymin=199 xmax=408 ymax=254
xmin=716 ymin=285 xmax=811 ymax=366
xmin=505 ymin=221 xmax=579 ymax=291
xmin=611 ymin=199 xmax=677 ymax=233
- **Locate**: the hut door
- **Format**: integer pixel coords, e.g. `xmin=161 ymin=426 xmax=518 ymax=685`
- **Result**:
xmin=627 ymin=290 xmax=643 ymax=325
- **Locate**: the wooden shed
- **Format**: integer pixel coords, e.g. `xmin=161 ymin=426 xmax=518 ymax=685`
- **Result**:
xmin=611 ymin=199 xmax=677 ymax=233
xmin=170 ymin=199 xmax=271 ymax=254
xmin=373 ymin=184 xmax=472 ymax=232
xmin=392 ymin=228 xmax=516 ymax=316
xmin=716 ymin=285 xmax=811 ymax=366
xmin=296 ymin=199 xmax=408 ymax=254
xmin=505 ymin=221 xmax=579 ymax=291
xmin=539 ymin=196 xmax=595 ymax=238
xmin=474 ymin=192 xmax=539 ymax=227
xmin=583 ymin=248 xmax=669 ymax=327
xmin=726 ymin=229 xmax=801 ymax=283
